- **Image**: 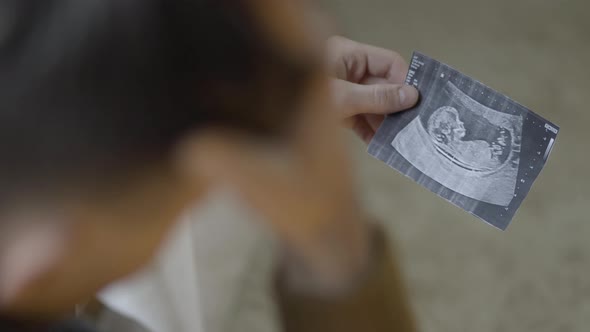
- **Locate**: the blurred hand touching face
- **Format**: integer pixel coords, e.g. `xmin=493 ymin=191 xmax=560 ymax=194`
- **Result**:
xmin=327 ymin=36 xmax=419 ymax=143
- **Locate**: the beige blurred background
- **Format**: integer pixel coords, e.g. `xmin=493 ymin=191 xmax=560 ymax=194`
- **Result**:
xmin=332 ymin=1 xmax=589 ymax=331
xmin=215 ymin=1 xmax=590 ymax=332
xmin=103 ymin=1 xmax=589 ymax=332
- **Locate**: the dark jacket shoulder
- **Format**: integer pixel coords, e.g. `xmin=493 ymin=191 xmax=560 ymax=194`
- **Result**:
xmin=0 ymin=318 xmax=97 ymax=332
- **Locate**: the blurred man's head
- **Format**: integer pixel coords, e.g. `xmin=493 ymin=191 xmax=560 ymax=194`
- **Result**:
xmin=0 ymin=0 xmax=325 ymax=318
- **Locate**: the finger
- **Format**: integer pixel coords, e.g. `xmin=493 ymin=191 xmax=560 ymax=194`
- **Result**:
xmin=185 ymin=136 xmax=301 ymax=235
xmin=328 ymin=37 xmax=409 ymax=83
xmin=360 ymin=76 xmax=405 ymax=131
xmin=360 ymin=76 xmax=390 ymax=85
xmin=180 ymin=132 xmax=291 ymax=205
xmin=332 ymin=79 xmax=419 ymax=117
xmin=361 ymin=43 xmax=409 ymax=83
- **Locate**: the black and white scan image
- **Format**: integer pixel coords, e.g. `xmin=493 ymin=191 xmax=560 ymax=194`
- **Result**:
xmin=369 ymin=52 xmax=559 ymax=230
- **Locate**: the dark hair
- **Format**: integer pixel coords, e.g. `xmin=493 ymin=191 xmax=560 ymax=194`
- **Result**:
xmin=0 ymin=0 xmax=313 ymax=196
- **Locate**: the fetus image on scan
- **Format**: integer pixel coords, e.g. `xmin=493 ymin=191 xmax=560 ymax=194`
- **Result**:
xmin=427 ymin=106 xmax=512 ymax=172
xmin=392 ymin=82 xmax=523 ymax=206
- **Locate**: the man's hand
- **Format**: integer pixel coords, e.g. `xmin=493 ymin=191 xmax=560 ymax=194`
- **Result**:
xmin=327 ymin=36 xmax=419 ymax=143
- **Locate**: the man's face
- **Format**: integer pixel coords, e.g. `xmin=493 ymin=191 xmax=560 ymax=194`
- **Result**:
xmin=0 ymin=0 xmax=328 ymax=319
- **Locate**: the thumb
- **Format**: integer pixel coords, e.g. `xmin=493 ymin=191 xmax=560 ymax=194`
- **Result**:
xmin=332 ymin=79 xmax=419 ymax=117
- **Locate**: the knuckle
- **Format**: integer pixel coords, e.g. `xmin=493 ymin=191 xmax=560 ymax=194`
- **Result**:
xmin=389 ymin=50 xmax=402 ymax=60
xmin=387 ymin=50 xmax=408 ymax=73
xmin=327 ymin=35 xmax=347 ymax=46
xmin=342 ymin=49 xmax=367 ymax=82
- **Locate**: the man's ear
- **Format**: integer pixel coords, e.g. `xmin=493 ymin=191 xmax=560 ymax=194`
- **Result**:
xmin=0 ymin=218 xmax=69 ymax=308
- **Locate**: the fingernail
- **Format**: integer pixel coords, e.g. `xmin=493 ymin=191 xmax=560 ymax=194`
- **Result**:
xmin=399 ymin=85 xmax=419 ymax=107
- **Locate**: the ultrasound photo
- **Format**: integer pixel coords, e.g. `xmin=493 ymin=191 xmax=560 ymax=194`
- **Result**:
xmin=368 ymin=52 xmax=559 ymax=230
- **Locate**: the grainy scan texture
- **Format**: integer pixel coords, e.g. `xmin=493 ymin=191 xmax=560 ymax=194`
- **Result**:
xmin=369 ymin=53 xmax=559 ymax=230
